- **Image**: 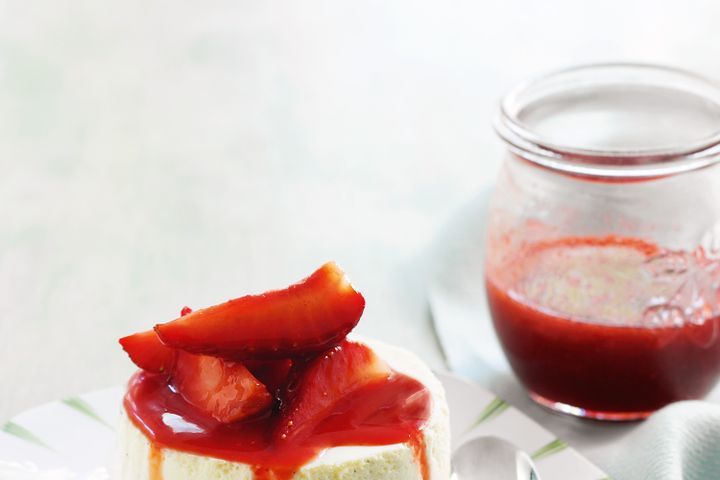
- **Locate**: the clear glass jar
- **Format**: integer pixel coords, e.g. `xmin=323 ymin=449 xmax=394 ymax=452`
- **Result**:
xmin=486 ymin=64 xmax=720 ymax=420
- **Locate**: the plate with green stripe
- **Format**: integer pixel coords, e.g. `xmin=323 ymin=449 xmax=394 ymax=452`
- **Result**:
xmin=0 ymin=374 xmax=606 ymax=479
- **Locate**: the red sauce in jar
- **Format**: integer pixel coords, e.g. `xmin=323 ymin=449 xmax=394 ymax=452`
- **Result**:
xmin=124 ymin=369 xmax=432 ymax=480
xmin=486 ymin=236 xmax=720 ymax=419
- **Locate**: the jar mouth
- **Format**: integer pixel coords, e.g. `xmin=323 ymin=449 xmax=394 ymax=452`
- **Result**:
xmin=496 ymin=63 xmax=720 ymax=179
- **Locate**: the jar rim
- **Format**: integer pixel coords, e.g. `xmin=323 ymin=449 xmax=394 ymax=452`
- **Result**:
xmin=495 ymin=63 xmax=720 ymax=179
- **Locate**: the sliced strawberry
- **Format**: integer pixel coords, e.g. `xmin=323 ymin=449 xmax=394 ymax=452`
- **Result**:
xmin=154 ymin=262 xmax=365 ymax=359
xmin=119 ymin=330 xmax=176 ymax=374
xmin=120 ymin=331 xmax=273 ymax=422
xmin=244 ymin=359 xmax=294 ymax=396
xmin=275 ymin=340 xmax=392 ymax=442
xmin=173 ymin=351 xmax=273 ymax=423
xmin=119 ymin=307 xmax=193 ymax=373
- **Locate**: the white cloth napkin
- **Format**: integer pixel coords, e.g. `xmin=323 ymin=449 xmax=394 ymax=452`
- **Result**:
xmin=607 ymin=401 xmax=720 ymax=480
xmin=428 ymin=191 xmax=720 ymax=479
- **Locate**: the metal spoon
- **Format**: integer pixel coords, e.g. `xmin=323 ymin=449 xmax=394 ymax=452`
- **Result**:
xmin=451 ymin=436 xmax=541 ymax=480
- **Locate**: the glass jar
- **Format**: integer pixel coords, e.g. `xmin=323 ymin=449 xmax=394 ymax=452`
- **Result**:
xmin=486 ymin=64 xmax=720 ymax=420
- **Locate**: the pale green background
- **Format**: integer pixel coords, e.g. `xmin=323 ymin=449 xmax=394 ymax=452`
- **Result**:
xmin=2 ymin=0 xmax=720 ymax=426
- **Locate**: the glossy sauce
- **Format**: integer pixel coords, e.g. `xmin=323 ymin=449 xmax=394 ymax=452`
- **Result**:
xmin=125 ymin=370 xmax=432 ymax=480
xmin=148 ymin=443 xmax=164 ymax=480
xmin=487 ymin=236 xmax=720 ymax=417
xmin=408 ymin=432 xmax=430 ymax=480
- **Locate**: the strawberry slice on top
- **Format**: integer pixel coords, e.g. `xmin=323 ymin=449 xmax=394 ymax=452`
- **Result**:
xmin=118 ymin=306 xmax=194 ymax=374
xmin=275 ymin=340 xmax=393 ymax=442
xmin=121 ymin=304 xmax=273 ymax=424
xmin=119 ymin=330 xmax=176 ymax=375
xmin=172 ymin=352 xmax=272 ymax=423
xmin=154 ymin=262 xmax=365 ymax=359
xmin=120 ymin=331 xmax=272 ymax=423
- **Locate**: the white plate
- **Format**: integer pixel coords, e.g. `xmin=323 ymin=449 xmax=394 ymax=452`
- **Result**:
xmin=0 ymin=373 xmax=607 ymax=480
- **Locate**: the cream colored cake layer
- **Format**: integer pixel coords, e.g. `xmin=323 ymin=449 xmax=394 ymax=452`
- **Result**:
xmin=118 ymin=338 xmax=451 ymax=480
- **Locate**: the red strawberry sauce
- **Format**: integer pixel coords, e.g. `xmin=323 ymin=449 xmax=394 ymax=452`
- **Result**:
xmin=124 ymin=369 xmax=432 ymax=480
xmin=487 ymin=236 xmax=720 ymax=418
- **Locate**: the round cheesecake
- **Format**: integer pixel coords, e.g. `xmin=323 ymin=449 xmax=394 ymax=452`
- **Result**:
xmin=118 ymin=338 xmax=451 ymax=480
